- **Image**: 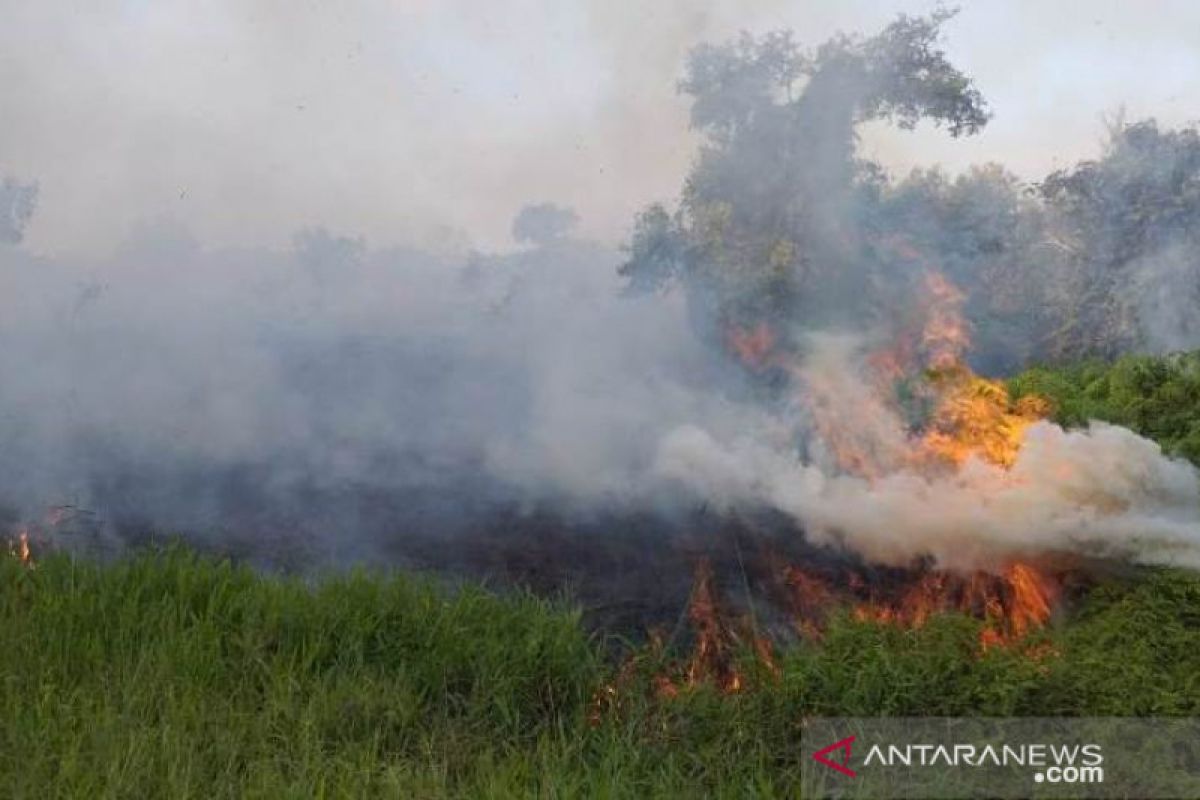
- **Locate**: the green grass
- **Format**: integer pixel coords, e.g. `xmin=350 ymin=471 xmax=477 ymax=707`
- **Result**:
xmin=2 ymin=547 xmax=1199 ymax=797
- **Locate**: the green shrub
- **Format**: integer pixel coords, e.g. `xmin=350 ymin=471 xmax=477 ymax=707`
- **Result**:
xmin=1009 ymin=351 xmax=1200 ymax=463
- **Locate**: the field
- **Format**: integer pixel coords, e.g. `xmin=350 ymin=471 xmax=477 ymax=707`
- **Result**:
xmin=3 ymin=353 xmax=1200 ymax=798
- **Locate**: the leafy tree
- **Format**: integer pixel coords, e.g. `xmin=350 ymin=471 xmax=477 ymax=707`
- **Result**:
xmin=0 ymin=175 xmax=37 ymax=245
xmin=872 ymin=165 xmax=1056 ymax=373
xmin=619 ymin=6 xmax=1200 ymax=372
xmin=621 ymin=10 xmax=990 ymax=347
xmin=512 ymin=202 xmax=579 ymax=246
xmin=1038 ymin=120 xmax=1200 ymax=358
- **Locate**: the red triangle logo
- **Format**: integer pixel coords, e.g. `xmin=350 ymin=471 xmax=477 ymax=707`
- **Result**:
xmin=812 ymin=735 xmax=857 ymax=777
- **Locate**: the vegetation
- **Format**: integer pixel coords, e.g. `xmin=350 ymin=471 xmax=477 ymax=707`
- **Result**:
xmin=0 ymin=174 xmax=37 ymax=245
xmin=3 ymin=536 xmax=1199 ymax=796
xmin=1010 ymin=350 xmax=1200 ymax=465
xmin=621 ymin=11 xmax=1200 ymax=370
xmin=4 ymin=8 xmax=1200 ymax=796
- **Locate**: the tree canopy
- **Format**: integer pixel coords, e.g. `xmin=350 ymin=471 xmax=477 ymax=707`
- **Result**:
xmin=622 ymin=12 xmax=1200 ymax=369
xmin=621 ymin=10 xmax=990 ymax=342
xmin=0 ymin=175 xmax=37 ymax=245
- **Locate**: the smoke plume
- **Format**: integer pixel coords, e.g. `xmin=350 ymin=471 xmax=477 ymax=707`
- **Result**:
xmin=654 ymin=335 xmax=1200 ymax=571
xmin=3 ymin=11 xmax=1200 ymax=583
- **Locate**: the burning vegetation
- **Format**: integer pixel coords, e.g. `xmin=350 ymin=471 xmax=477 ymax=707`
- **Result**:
xmin=8 ymin=529 xmax=32 ymax=567
xmin=5 ymin=6 xmax=1200 ymax=797
xmin=641 ymin=267 xmax=1072 ymax=697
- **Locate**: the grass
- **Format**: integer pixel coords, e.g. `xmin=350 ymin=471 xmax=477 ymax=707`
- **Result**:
xmin=2 ymin=547 xmax=1199 ymax=797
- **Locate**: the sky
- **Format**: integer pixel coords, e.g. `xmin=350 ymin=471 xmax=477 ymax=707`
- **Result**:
xmin=2 ymin=0 xmax=1199 ymax=256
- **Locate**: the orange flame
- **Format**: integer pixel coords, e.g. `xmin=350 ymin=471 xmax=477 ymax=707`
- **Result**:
xmin=645 ymin=270 xmax=1065 ymax=704
xmin=912 ymin=270 xmax=1052 ymax=469
xmin=919 ymin=367 xmax=1051 ymax=469
xmin=9 ymin=530 xmax=33 ymax=567
xmin=681 ymin=559 xmax=743 ymax=693
xmin=786 ymin=559 xmax=1058 ymax=650
xmin=726 ymin=322 xmax=776 ymax=370
xmin=920 ymin=272 xmax=971 ymax=370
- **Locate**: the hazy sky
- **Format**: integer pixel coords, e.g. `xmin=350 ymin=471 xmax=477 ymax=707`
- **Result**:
xmin=2 ymin=0 xmax=1199 ymax=256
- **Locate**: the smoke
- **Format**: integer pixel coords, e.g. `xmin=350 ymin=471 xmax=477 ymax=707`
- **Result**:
xmin=0 ymin=219 xmax=783 ymax=561
xmin=654 ymin=335 xmax=1200 ymax=572
xmin=612 ymin=15 xmax=1200 ymax=573
xmin=11 ymin=2 xmax=1200 ymax=256
xmin=2 ymin=10 xmax=1200 ymax=583
xmin=8 ymin=214 xmax=1197 ymax=573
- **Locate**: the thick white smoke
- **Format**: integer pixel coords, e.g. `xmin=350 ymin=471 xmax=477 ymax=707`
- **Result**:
xmin=3 ymin=224 xmax=1199 ymax=573
xmin=653 ymin=336 xmax=1200 ymax=571
xmin=0 ymin=225 xmax=776 ymax=551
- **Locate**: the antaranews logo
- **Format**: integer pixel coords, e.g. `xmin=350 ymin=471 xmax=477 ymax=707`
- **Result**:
xmin=812 ymin=735 xmax=858 ymax=778
xmin=804 ymin=718 xmax=1200 ymax=799
xmin=810 ymin=734 xmax=1104 ymax=786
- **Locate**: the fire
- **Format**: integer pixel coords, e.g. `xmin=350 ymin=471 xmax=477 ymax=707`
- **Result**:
xmin=9 ymin=529 xmax=33 ymax=567
xmin=919 ymin=366 xmax=1051 ymax=468
xmin=726 ymin=321 xmax=776 ymax=370
xmin=646 ymin=557 xmax=1061 ymax=702
xmin=681 ymin=560 xmax=742 ymax=692
xmin=644 ymin=270 xmax=1066 ymax=702
xmin=920 ymin=272 xmax=971 ymax=370
xmin=783 ymin=559 xmax=1058 ymax=648
xmin=907 ymin=270 xmax=1052 ymax=469
xmin=621 ymin=560 xmax=781 ymax=702
xmin=873 ymin=562 xmax=1056 ymax=646
xmin=1002 ymin=561 xmax=1058 ymax=640
xmin=776 ymin=269 xmax=1060 ymax=642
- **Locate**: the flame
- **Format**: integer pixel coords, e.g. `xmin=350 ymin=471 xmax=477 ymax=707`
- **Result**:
xmin=920 ymin=272 xmax=971 ymax=370
xmin=1001 ymin=561 xmax=1058 ymax=640
xmin=918 ymin=367 xmax=1052 ymax=469
xmin=635 ymin=560 xmax=784 ymax=699
xmin=9 ymin=529 xmax=33 ymax=567
xmin=786 ymin=560 xmax=1058 ymax=649
xmin=681 ymin=559 xmax=743 ymax=693
xmin=638 ymin=270 xmax=1067 ymax=704
xmin=916 ymin=270 xmax=1053 ymax=469
xmin=736 ymin=273 xmax=1060 ymax=649
xmin=726 ymin=321 xmax=776 ymax=370
xmin=618 ymin=555 xmax=1059 ymax=713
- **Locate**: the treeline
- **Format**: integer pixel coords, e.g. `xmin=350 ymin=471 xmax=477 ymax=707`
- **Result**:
xmin=621 ymin=11 xmax=1200 ymax=372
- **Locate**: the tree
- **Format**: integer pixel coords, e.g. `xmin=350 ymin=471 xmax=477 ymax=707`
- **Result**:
xmin=620 ymin=10 xmax=990 ymax=343
xmin=0 ymin=175 xmax=38 ymax=245
xmin=511 ymin=203 xmax=578 ymax=246
xmin=1039 ymin=120 xmax=1200 ymax=357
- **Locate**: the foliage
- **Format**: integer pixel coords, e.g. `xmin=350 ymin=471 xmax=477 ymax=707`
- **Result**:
xmin=621 ymin=16 xmax=1200 ymax=368
xmin=0 ymin=175 xmax=37 ymax=245
xmin=512 ymin=202 xmax=579 ymax=246
xmin=3 ymin=544 xmax=1199 ymax=796
xmin=620 ymin=10 xmax=990 ymax=338
xmin=1037 ymin=120 xmax=1200 ymax=358
xmin=1009 ymin=350 xmax=1200 ymax=464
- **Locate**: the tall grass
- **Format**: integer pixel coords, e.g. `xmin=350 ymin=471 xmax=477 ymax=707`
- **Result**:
xmin=2 ymin=547 xmax=1198 ymax=797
